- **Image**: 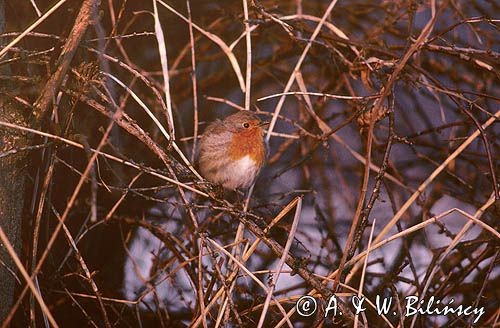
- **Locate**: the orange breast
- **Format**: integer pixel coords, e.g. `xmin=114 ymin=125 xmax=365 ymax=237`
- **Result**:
xmin=227 ymin=128 xmax=266 ymax=165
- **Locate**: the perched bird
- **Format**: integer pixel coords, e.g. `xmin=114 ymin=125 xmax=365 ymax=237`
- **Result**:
xmin=197 ymin=111 xmax=268 ymax=190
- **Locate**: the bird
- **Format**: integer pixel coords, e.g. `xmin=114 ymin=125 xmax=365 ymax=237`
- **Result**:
xmin=197 ymin=111 xmax=268 ymax=190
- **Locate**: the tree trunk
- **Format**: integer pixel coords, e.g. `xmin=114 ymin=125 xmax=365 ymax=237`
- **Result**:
xmin=0 ymin=0 xmax=29 ymax=319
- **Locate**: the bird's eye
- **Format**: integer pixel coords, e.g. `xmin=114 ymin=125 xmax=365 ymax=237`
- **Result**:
xmin=243 ymin=122 xmax=250 ymax=128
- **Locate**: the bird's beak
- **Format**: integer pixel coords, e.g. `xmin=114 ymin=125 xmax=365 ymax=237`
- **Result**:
xmin=258 ymin=121 xmax=270 ymax=127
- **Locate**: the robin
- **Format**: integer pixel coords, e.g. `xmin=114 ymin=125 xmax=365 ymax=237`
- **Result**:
xmin=197 ymin=111 xmax=269 ymax=190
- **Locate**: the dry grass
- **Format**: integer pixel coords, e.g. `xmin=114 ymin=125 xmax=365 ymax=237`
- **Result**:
xmin=0 ymin=0 xmax=498 ymax=327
